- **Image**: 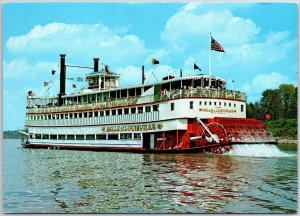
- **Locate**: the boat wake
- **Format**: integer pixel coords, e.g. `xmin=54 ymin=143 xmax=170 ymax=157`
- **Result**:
xmin=225 ymin=144 xmax=296 ymax=157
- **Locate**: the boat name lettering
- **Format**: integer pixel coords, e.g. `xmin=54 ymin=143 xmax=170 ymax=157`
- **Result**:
xmin=101 ymin=123 xmax=163 ymax=132
xmin=199 ymin=108 xmax=236 ymax=113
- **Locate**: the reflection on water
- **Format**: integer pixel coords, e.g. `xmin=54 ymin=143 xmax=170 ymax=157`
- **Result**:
xmin=3 ymin=140 xmax=298 ymax=213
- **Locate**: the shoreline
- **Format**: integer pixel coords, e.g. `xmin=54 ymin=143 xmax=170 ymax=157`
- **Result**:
xmin=276 ymin=139 xmax=298 ymax=145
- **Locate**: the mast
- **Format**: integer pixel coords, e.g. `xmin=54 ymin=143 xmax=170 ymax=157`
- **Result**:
xmin=208 ymin=33 xmax=212 ymax=87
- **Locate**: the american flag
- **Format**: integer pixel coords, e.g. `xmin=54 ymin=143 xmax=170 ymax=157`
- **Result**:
xmin=211 ymin=36 xmax=225 ymax=52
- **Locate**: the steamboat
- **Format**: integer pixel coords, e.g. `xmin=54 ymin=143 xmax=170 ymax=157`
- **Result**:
xmin=21 ymin=54 xmax=276 ymax=153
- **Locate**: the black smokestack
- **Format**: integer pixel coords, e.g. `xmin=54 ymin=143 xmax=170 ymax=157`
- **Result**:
xmin=142 ymin=65 xmax=145 ymax=85
xmin=180 ymin=69 xmax=182 ymax=77
xmin=59 ymin=54 xmax=66 ymax=106
xmin=94 ymin=58 xmax=99 ymax=72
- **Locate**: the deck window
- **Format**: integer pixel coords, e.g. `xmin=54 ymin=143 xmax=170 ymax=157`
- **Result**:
xmin=199 ymin=101 xmax=202 ymax=106
xmin=214 ymin=102 xmax=217 ymax=106
xmin=134 ymin=133 xmax=141 ymax=139
xmin=209 ymin=101 xmax=212 ymax=106
xmin=100 ymin=111 xmax=104 ymax=116
xmin=67 ymin=135 xmax=75 ymax=140
xmin=42 ymin=134 xmax=49 ymax=139
xmin=50 ymin=134 xmax=57 ymax=139
xmin=145 ymin=106 xmax=151 ymax=112
xmin=229 ymin=103 xmax=231 ymax=107
xmin=137 ymin=107 xmax=143 ymax=113
xmin=224 ymin=102 xmax=227 ymax=107
xmin=60 ymin=114 xmax=64 ymax=119
xmin=76 ymin=135 xmax=85 ymax=140
xmin=241 ymin=104 xmax=244 ymax=112
xmin=107 ymin=134 xmax=118 ymax=140
xmin=111 ymin=110 xmax=116 ymax=115
xmin=190 ymin=101 xmax=194 ymax=109
xmin=131 ymin=107 xmax=136 ymax=114
xmin=36 ymin=134 xmax=41 ymax=139
xmin=84 ymin=112 xmax=88 ymax=118
xmin=58 ymin=135 xmax=66 ymax=140
xmin=204 ymin=101 xmax=207 ymax=106
xmin=120 ymin=133 xmax=132 ymax=139
xmin=124 ymin=108 xmax=129 ymax=114
xmin=94 ymin=111 xmax=99 ymax=117
xmin=117 ymin=109 xmax=123 ymax=115
xmin=69 ymin=113 xmax=73 ymax=119
xmin=74 ymin=113 xmax=78 ymax=118
xmin=170 ymin=103 xmax=175 ymax=111
xmin=48 ymin=115 xmax=52 ymax=120
xmin=153 ymin=105 xmax=159 ymax=111
xmin=79 ymin=113 xmax=82 ymax=118
xmin=86 ymin=134 xmax=95 ymax=140
xmin=89 ymin=112 xmax=93 ymax=118
xmin=105 ymin=110 xmax=110 ymax=116
xmin=96 ymin=134 xmax=106 ymax=140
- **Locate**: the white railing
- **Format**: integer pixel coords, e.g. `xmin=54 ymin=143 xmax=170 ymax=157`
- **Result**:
xmin=26 ymin=111 xmax=160 ymax=127
xmin=26 ymin=88 xmax=246 ymax=114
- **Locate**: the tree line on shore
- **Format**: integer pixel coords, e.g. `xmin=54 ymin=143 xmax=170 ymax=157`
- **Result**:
xmin=246 ymin=84 xmax=297 ymax=139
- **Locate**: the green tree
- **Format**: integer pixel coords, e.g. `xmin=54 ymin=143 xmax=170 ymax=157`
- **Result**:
xmin=246 ymin=102 xmax=264 ymax=120
xmin=279 ymin=84 xmax=297 ymax=119
xmin=260 ymin=89 xmax=282 ymax=120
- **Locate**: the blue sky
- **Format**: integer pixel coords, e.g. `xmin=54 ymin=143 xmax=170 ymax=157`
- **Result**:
xmin=3 ymin=2 xmax=298 ymax=130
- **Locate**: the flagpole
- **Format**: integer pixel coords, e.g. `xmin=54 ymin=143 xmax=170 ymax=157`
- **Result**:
xmin=51 ymin=81 xmax=53 ymax=97
xmin=208 ymin=33 xmax=212 ymax=88
xmin=209 ymin=33 xmax=211 ymax=76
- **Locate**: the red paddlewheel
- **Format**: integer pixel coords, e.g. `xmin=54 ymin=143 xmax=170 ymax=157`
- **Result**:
xmin=201 ymin=122 xmax=229 ymax=145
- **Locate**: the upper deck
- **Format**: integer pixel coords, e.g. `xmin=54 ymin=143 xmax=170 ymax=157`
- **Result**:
xmin=26 ymin=75 xmax=246 ymax=114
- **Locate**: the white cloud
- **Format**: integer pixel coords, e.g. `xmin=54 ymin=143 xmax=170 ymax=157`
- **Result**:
xmin=229 ymin=31 xmax=296 ymax=64
xmin=240 ymin=71 xmax=295 ymax=102
xmin=252 ymin=72 xmax=290 ymax=92
xmin=161 ymin=6 xmax=260 ymax=47
xmin=3 ymin=59 xmax=58 ymax=79
xmin=116 ymin=65 xmax=142 ymax=86
xmin=6 ymin=22 xmax=148 ymax=66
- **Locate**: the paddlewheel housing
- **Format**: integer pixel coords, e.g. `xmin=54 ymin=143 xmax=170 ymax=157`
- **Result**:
xmin=189 ymin=117 xmax=275 ymax=149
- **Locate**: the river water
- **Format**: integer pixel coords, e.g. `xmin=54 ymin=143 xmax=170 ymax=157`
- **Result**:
xmin=3 ymin=139 xmax=298 ymax=213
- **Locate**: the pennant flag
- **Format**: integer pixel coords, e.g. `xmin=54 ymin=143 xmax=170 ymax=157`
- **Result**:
xmin=211 ymin=36 xmax=225 ymax=52
xmin=52 ymin=69 xmax=56 ymax=75
xmin=72 ymin=84 xmax=76 ymax=88
xmin=44 ymin=82 xmax=49 ymax=86
xmin=194 ymin=63 xmax=201 ymax=71
xmin=152 ymin=58 xmax=159 ymax=65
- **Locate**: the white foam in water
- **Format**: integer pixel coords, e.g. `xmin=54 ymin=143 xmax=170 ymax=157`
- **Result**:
xmin=226 ymin=144 xmax=295 ymax=157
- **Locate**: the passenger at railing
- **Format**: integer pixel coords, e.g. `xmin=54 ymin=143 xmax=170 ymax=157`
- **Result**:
xmin=166 ymin=89 xmax=171 ymax=99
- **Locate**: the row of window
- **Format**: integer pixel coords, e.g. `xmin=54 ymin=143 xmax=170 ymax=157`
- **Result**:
xmin=31 ymin=133 xmax=142 ymax=140
xmin=170 ymin=101 xmax=243 ymax=112
xmin=27 ymin=105 xmax=159 ymax=121
xmin=199 ymin=101 xmax=236 ymax=108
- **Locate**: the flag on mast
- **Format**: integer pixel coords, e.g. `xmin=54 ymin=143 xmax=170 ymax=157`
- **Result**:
xmin=193 ymin=63 xmax=201 ymax=71
xmin=152 ymin=58 xmax=159 ymax=65
xmin=211 ymin=36 xmax=225 ymax=52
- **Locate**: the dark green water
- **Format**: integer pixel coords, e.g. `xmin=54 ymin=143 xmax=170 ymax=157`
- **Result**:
xmin=3 ymin=139 xmax=298 ymax=213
